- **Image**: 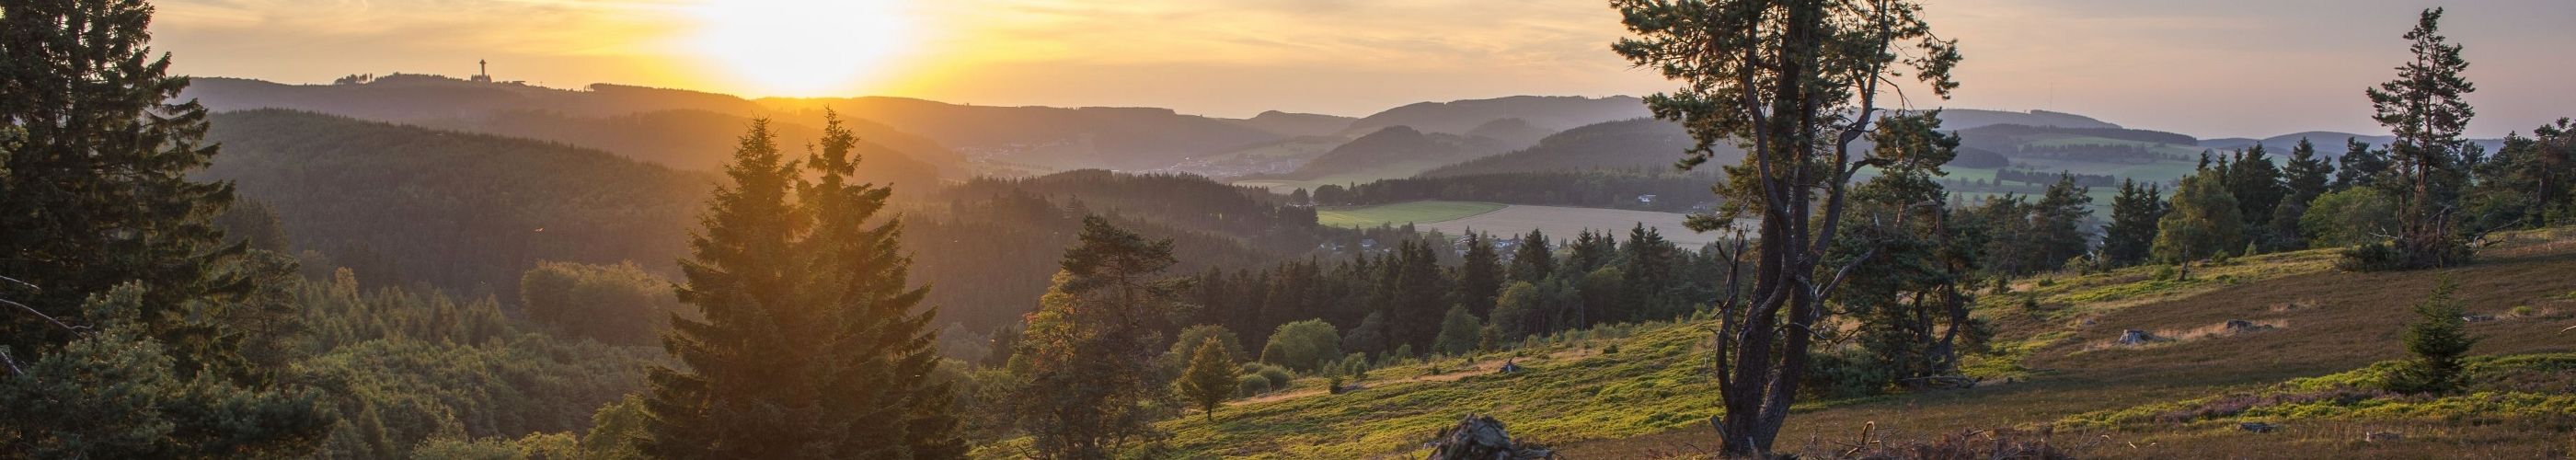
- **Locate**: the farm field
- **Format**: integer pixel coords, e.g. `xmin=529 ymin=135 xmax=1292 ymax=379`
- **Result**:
xmin=1316 ymin=201 xmax=1505 ymax=228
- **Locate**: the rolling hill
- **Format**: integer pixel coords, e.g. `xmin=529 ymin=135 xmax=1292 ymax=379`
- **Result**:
xmin=1419 ymin=118 xmax=1707 ymax=178
xmin=1225 ymin=110 xmax=1358 ymax=137
xmin=1268 ymin=126 xmax=1509 ymax=182
xmin=759 ymin=97 xmax=1288 ymax=170
xmin=1345 ymin=95 xmax=1650 ymax=136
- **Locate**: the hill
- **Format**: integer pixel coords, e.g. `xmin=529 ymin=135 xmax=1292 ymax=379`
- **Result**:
xmin=1923 ymin=109 xmax=2122 ymax=131
xmin=198 ymin=109 xmax=712 ymax=294
xmin=182 ymin=75 xmax=964 ymax=175
xmin=1135 ymin=227 xmax=2576 ymax=457
xmin=1345 ymin=95 xmax=1650 ymax=136
xmin=1225 ymin=110 xmax=1357 ymax=137
xmin=1420 ymin=119 xmax=1706 ymax=178
xmin=1462 ymin=118 xmax=1556 ymax=151
xmin=1268 ymin=126 xmax=1509 ymax=181
xmin=760 ymin=97 xmax=1287 ymax=170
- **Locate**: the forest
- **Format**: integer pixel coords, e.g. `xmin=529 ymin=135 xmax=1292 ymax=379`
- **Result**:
xmin=5 ymin=0 xmax=2574 ymax=458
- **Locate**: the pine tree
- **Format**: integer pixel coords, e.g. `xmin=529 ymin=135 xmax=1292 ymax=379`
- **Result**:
xmin=2271 ymin=138 xmax=2336 ymax=250
xmin=2225 ymin=146 xmax=2287 ymax=251
xmin=1010 ymin=216 xmax=1189 ymax=458
xmin=1174 ymin=337 xmax=1238 ymax=421
xmin=1613 ymin=0 xmax=1962 ymax=452
xmin=0 ymin=0 xmax=328 ymax=453
xmin=1508 ymin=229 xmax=1556 ymax=283
xmin=641 ymin=115 xmax=962 ymax=458
xmin=2387 ymin=279 xmax=2477 ymax=394
xmin=2477 ymin=119 xmax=2576 ymax=227
xmin=2337 ymin=138 xmax=2393 ymax=190
xmin=2363 ymin=7 xmax=2478 ymax=270
xmin=1456 ymin=232 xmax=1503 ymax=316
xmin=1375 ymin=239 xmax=1448 ymax=351
xmin=2033 ymin=175 xmax=2097 ymax=268
xmin=1620 ymin=224 xmax=1680 ymax=320
xmin=2101 ymin=179 xmax=2168 ymax=267
xmin=2153 ymin=169 xmax=2243 ymax=280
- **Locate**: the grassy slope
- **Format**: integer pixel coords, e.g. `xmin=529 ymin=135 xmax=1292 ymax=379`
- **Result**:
xmin=1153 ymin=227 xmax=2576 ymax=458
xmin=1316 ymin=201 xmax=1506 ymax=228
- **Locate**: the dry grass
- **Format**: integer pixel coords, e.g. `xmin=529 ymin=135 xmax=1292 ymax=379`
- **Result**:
xmin=1560 ymin=228 xmax=2576 ymax=458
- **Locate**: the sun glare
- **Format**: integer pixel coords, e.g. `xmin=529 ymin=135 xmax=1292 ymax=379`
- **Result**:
xmin=685 ymin=0 xmax=914 ymax=97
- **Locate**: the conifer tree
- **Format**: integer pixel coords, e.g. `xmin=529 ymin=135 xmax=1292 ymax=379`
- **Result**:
xmin=2271 ymin=138 xmax=2336 ymax=250
xmin=1613 ymin=0 xmax=1961 ymax=453
xmin=1456 ymin=232 xmax=1504 ymax=316
xmin=641 ymin=116 xmax=962 ymax=458
xmin=2388 ymin=279 xmax=2477 ymax=394
xmin=2477 ymin=119 xmax=2576 ymax=227
xmin=2337 ymin=138 xmax=2393 ymax=190
xmin=2363 ymin=7 xmax=2478 ymax=270
xmin=1010 ymin=217 xmax=1189 ymax=458
xmin=1508 ymin=230 xmax=1556 ymax=283
xmin=1174 ymin=337 xmax=1238 ymax=421
xmin=2101 ymin=179 xmax=2168 ymax=267
xmin=1 ymin=0 xmax=328 ymax=452
xmin=2153 ymin=170 xmax=2243 ymax=280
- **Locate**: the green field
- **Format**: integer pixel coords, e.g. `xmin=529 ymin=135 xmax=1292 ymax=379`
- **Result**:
xmin=1315 ymin=201 xmax=1505 ymax=228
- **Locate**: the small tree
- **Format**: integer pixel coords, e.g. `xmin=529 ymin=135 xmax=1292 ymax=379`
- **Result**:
xmin=1175 ymin=337 xmax=1239 ymax=421
xmin=2388 ymin=279 xmax=2478 ymax=394
xmin=1432 ymin=305 xmax=1483 ymax=355
xmin=2153 ymin=170 xmax=2243 ymax=280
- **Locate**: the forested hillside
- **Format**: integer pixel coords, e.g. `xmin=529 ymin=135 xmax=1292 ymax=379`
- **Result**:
xmin=200 ymin=109 xmax=711 ymax=295
xmin=1420 ymin=119 xmax=1706 ymax=178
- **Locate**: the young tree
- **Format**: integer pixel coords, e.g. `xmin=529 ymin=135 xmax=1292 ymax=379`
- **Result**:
xmin=1432 ymin=305 xmax=1483 ymax=355
xmin=2153 ymin=170 xmax=2243 ymax=280
xmin=1259 ymin=319 xmax=1341 ymax=372
xmin=641 ymin=116 xmax=964 ymax=458
xmin=1174 ymin=337 xmax=1239 ymax=421
xmin=1612 ymin=0 xmax=1962 ymax=454
xmin=2387 ymin=279 xmax=2477 ymax=394
xmin=2363 ymin=7 xmax=2478 ymax=270
xmin=1456 ymin=232 xmax=1504 ymax=316
xmin=1509 ymin=230 xmax=1557 ymax=283
xmin=0 ymin=0 xmax=328 ymax=452
xmin=2101 ymin=179 xmax=2168 ymax=267
xmin=1009 ymin=217 xmax=1190 ymax=458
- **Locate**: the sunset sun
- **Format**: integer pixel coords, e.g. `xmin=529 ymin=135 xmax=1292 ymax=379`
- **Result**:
xmin=685 ymin=0 xmax=914 ymax=97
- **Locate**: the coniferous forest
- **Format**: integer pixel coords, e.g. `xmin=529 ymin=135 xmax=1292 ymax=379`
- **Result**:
xmin=6 ymin=0 xmax=2576 ymax=458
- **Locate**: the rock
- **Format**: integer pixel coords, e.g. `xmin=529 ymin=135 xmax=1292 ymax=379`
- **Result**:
xmin=2115 ymin=329 xmax=2156 ymax=345
xmin=2237 ymin=421 xmax=2278 ymax=433
xmin=1427 ymin=414 xmax=1555 ymax=460
xmin=2363 ymin=431 xmax=2403 ymax=443
xmin=2462 ymin=315 xmax=2499 ymax=323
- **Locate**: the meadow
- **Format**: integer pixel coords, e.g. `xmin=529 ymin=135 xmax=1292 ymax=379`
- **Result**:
xmin=1315 ymin=201 xmax=1507 ymax=228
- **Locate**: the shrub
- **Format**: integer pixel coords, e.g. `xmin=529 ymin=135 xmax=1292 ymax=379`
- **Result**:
xmin=1255 ymin=365 xmax=1294 ymax=389
xmin=2387 ymin=280 xmax=2478 ymax=394
xmin=1801 ymin=346 xmax=1890 ymax=399
xmin=1260 ymin=319 xmax=1340 ymax=373
xmin=1236 ymin=374 xmax=1272 ymax=396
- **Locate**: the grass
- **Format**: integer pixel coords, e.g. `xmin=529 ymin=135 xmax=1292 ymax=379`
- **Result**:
xmin=1315 ymin=201 xmax=1505 ymax=228
xmin=983 ymin=227 xmax=2576 ymax=458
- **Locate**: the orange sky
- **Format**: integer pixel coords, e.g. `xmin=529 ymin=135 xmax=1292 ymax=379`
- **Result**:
xmin=155 ymin=0 xmax=2575 ymax=138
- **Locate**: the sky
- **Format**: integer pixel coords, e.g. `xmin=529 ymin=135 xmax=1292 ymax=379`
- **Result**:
xmin=155 ymin=0 xmax=2574 ymax=139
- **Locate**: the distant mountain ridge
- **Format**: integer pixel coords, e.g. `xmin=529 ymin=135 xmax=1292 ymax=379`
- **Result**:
xmin=1346 ymin=96 xmax=1650 ymax=136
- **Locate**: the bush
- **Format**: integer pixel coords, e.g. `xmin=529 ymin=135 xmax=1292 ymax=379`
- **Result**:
xmin=1801 ymin=346 xmax=1890 ymax=399
xmin=1255 ymin=365 xmax=1294 ymax=389
xmin=1260 ymin=319 xmax=1340 ymax=373
xmin=1236 ymin=374 xmax=1272 ymax=396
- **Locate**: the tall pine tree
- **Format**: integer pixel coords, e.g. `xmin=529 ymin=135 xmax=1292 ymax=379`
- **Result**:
xmin=1507 ymin=229 xmax=1555 ymax=284
xmin=2362 ymin=7 xmax=2478 ymax=270
xmin=642 ymin=115 xmax=963 ymax=458
xmin=1010 ymin=217 xmax=1189 ymax=458
xmin=1455 ymin=232 xmax=1503 ymax=316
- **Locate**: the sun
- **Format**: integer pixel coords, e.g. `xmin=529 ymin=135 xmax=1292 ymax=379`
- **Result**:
xmin=684 ymin=0 xmax=914 ymax=97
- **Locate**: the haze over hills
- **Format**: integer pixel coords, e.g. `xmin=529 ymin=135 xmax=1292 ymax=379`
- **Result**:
xmin=1226 ymin=110 xmax=1359 ymax=137
xmin=1264 ymin=126 xmax=1511 ymax=182
xmin=1345 ymin=95 xmax=1650 ymax=136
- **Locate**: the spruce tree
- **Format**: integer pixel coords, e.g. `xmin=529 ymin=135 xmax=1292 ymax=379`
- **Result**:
xmin=1455 ymin=232 xmax=1503 ymax=316
xmin=1 ymin=0 xmax=328 ymax=453
xmin=1010 ymin=217 xmax=1188 ymax=458
xmin=1174 ymin=337 xmax=1238 ymax=421
xmin=2388 ymin=279 xmax=2477 ymax=394
xmin=2337 ymin=138 xmax=2393 ymax=190
xmin=641 ymin=116 xmax=962 ymax=458
xmin=2101 ymin=179 xmax=2168 ymax=267
xmin=1508 ymin=229 xmax=1556 ymax=283
xmin=2363 ymin=7 xmax=2478 ymax=270
xmin=2271 ymin=138 xmax=2336 ymax=250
